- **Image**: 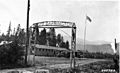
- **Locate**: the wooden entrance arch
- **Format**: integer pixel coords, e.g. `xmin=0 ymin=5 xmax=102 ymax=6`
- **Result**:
xmin=28 ymin=21 xmax=76 ymax=69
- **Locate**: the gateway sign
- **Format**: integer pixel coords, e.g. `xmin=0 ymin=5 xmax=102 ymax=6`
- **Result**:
xmin=33 ymin=21 xmax=76 ymax=28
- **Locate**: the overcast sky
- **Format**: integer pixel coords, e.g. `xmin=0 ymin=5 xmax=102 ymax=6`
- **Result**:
xmin=0 ymin=0 xmax=119 ymax=42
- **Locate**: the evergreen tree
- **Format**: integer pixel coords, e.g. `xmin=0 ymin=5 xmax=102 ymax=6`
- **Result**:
xmin=0 ymin=33 xmax=6 ymax=42
xmin=7 ymin=21 xmax=12 ymax=37
xmin=56 ymin=34 xmax=62 ymax=47
xmin=13 ymin=28 xmax=16 ymax=35
xmin=18 ymin=29 xmax=26 ymax=45
xmin=35 ymin=25 xmax=39 ymax=44
xmin=6 ymin=21 xmax=12 ymax=41
xmin=60 ymin=41 xmax=66 ymax=48
xmin=39 ymin=28 xmax=47 ymax=45
xmin=14 ymin=24 xmax=21 ymax=44
xmin=48 ymin=28 xmax=56 ymax=46
xmin=15 ymin=24 xmax=21 ymax=36
xmin=65 ymin=41 xmax=69 ymax=49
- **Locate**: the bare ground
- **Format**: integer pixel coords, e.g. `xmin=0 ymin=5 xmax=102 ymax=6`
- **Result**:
xmin=0 ymin=56 xmax=111 ymax=73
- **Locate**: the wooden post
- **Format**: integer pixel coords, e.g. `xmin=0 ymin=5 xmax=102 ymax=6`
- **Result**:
xmin=72 ymin=27 xmax=76 ymax=69
xmin=70 ymin=50 xmax=72 ymax=69
xmin=71 ymin=25 xmax=76 ymax=69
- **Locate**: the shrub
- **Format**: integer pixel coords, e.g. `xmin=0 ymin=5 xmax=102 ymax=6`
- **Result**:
xmin=0 ymin=40 xmax=24 ymax=69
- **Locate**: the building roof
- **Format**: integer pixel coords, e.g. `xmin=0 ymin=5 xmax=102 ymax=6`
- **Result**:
xmin=32 ymin=44 xmax=70 ymax=51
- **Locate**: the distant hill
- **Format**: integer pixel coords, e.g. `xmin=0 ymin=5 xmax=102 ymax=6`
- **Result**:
xmin=76 ymin=38 xmax=115 ymax=54
xmin=63 ymin=36 xmax=111 ymax=45
xmin=63 ymin=36 xmax=114 ymax=54
xmin=76 ymin=38 xmax=111 ymax=45
xmin=76 ymin=44 xmax=114 ymax=54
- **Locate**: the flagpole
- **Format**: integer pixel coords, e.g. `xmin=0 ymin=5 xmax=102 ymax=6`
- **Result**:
xmin=84 ymin=15 xmax=87 ymax=52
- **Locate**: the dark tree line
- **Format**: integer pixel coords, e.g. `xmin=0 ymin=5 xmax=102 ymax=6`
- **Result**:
xmin=0 ymin=24 xmax=69 ymax=50
xmin=35 ymin=28 xmax=70 ymax=49
xmin=75 ymin=50 xmax=118 ymax=59
xmin=0 ymin=23 xmax=26 ymax=45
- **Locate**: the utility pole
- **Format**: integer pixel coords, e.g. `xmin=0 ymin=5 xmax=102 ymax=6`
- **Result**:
xmin=25 ymin=0 xmax=30 ymax=65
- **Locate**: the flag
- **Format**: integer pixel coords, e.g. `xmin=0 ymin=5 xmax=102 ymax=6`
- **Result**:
xmin=86 ymin=15 xmax=92 ymax=22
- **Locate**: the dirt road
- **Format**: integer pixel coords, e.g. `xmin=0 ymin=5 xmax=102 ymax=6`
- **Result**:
xmin=0 ymin=57 xmax=107 ymax=73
